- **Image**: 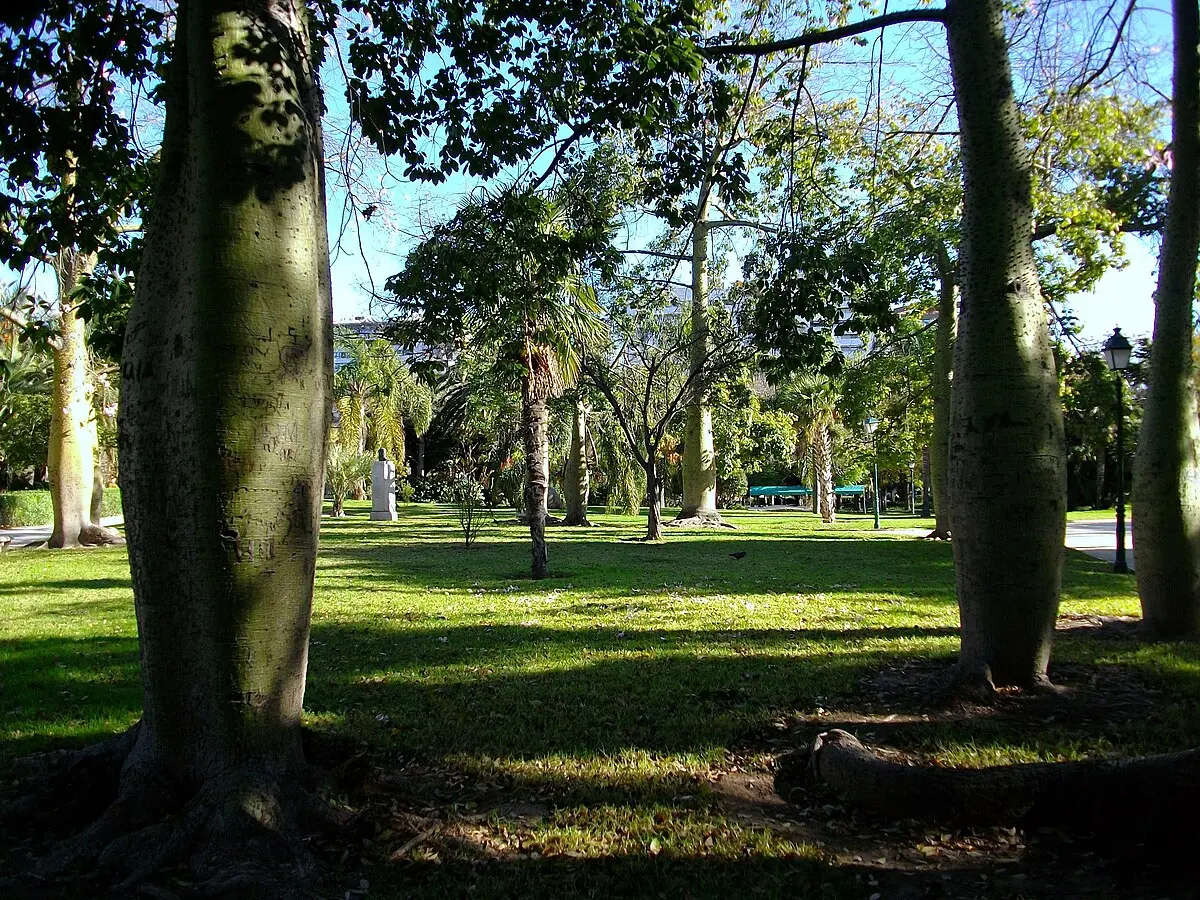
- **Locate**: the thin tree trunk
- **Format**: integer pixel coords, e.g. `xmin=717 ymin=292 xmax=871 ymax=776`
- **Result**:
xmin=1093 ymin=447 xmax=1106 ymax=509
xmin=946 ymin=0 xmax=1066 ymax=691
xmin=563 ymin=397 xmax=591 ymax=526
xmin=645 ymin=459 xmax=663 ymax=540
xmin=814 ymin=424 xmax=835 ymax=523
xmin=109 ymin=0 xmax=332 ymax=873
xmin=921 ymin=444 xmax=932 ymax=517
xmin=523 ymin=389 xmax=550 ymax=578
xmin=928 ymin=244 xmax=956 ymax=540
xmin=675 ymin=198 xmax=726 ymax=527
xmin=1134 ymin=0 xmax=1200 ymax=639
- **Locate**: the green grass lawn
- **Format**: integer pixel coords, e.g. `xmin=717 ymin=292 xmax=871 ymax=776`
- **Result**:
xmin=2 ymin=503 xmax=1192 ymax=898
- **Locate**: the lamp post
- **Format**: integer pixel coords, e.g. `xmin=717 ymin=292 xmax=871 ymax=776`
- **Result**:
xmin=866 ymin=417 xmax=881 ymax=530
xmin=1101 ymin=327 xmax=1133 ymax=574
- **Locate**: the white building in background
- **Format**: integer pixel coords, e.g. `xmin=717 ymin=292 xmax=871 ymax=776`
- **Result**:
xmin=333 ymin=316 xmax=389 ymax=371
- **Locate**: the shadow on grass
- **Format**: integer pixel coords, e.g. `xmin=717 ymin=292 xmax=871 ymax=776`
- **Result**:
xmin=317 ymin=535 xmax=960 ymax=602
xmin=303 ymin=622 xmax=959 ymax=760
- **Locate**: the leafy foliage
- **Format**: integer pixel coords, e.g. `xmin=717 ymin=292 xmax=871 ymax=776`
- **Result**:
xmin=0 ymin=1 xmax=160 ymax=270
xmin=342 ymin=0 xmax=709 ymax=182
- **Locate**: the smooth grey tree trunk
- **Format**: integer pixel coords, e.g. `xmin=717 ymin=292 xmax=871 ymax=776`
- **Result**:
xmin=117 ymin=0 xmax=331 ymax=835
xmin=946 ymin=0 xmax=1066 ymax=690
xmin=563 ymin=397 xmax=591 ymax=526
xmin=674 ymin=200 xmax=729 ymax=528
xmin=928 ymin=244 xmax=956 ymax=540
xmin=522 ymin=390 xmax=550 ymax=577
xmin=48 ymin=249 xmax=121 ymax=548
xmin=1133 ymin=0 xmax=1200 ymax=639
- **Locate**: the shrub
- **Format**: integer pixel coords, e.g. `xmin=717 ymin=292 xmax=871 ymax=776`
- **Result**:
xmin=0 ymin=490 xmax=52 ymax=527
xmin=0 ymin=487 xmax=123 ymax=528
xmin=0 ymin=392 xmax=51 ymax=480
xmin=99 ymin=487 xmax=123 ymax=518
xmin=718 ymin=470 xmax=749 ymax=508
xmin=450 ymin=474 xmax=486 ymax=547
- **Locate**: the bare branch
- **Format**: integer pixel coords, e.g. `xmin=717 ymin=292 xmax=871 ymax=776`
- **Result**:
xmin=703 ymin=8 xmax=948 ymax=59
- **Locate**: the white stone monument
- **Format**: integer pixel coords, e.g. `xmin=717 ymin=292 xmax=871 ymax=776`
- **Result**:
xmin=370 ymin=449 xmax=397 ymax=521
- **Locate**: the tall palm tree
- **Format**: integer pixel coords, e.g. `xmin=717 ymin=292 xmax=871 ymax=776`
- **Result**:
xmin=777 ymin=373 xmax=841 ymax=524
xmin=386 ymin=184 xmax=610 ymax=577
xmin=332 ymin=332 xmax=433 ymax=475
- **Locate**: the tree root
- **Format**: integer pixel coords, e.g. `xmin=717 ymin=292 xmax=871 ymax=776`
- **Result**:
xmin=802 ymin=728 xmax=1200 ymax=836
xmin=2 ymin=724 xmax=139 ymax=833
xmin=666 ymin=511 xmax=738 ymax=529
xmin=561 ymin=515 xmax=593 ymax=527
xmin=5 ymin=727 xmax=352 ymax=897
xmin=79 ymin=522 xmax=125 ymax=545
xmin=923 ymin=528 xmax=951 ymax=540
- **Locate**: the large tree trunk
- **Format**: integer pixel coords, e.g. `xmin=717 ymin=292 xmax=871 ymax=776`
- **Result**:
xmin=945 ymin=0 xmax=1066 ymax=691
xmin=563 ymin=397 xmax=591 ymax=526
xmin=48 ymin=250 xmax=121 ymax=548
xmin=1133 ymin=0 xmax=1200 ymax=640
xmin=522 ymin=389 xmax=550 ymax=578
xmin=674 ymin=203 xmax=729 ymax=529
xmin=813 ymin=424 xmax=835 ymax=524
xmin=927 ymin=245 xmax=956 ymax=541
xmin=86 ymin=0 xmax=333 ymax=882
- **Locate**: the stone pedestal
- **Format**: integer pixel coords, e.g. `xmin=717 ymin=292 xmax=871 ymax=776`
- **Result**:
xmin=370 ymin=457 xmax=397 ymax=521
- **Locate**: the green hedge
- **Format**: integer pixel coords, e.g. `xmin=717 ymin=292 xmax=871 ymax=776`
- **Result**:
xmin=0 ymin=488 xmax=123 ymax=528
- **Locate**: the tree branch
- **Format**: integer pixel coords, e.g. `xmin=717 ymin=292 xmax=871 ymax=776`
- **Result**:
xmin=703 ymin=8 xmax=949 ymax=59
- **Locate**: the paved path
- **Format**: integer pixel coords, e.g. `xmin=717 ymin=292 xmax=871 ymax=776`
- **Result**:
xmin=0 ymin=516 xmax=124 ymax=550
xmin=1065 ymin=518 xmax=1134 ymax=571
xmin=885 ymin=518 xmax=1134 ymax=571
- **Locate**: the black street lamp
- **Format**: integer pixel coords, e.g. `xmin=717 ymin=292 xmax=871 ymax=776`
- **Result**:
xmin=866 ymin=417 xmax=881 ymax=530
xmin=1102 ymin=327 xmax=1133 ymax=574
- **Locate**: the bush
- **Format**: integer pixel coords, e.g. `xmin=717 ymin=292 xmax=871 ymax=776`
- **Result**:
xmin=718 ymin=470 xmax=749 ymax=508
xmin=99 ymin=487 xmax=123 ymax=518
xmin=0 ymin=392 xmax=51 ymax=480
xmin=0 ymin=490 xmax=53 ymax=527
xmin=0 ymin=487 xmax=123 ymax=528
xmin=450 ymin=474 xmax=486 ymax=547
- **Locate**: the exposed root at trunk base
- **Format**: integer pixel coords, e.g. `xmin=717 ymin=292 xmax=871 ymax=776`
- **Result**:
xmin=923 ymin=528 xmax=951 ymax=540
xmin=79 ymin=523 xmax=125 ymax=545
xmin=801 ymin=728 xmax=1200 ymax=838
xmin=561 ymin=515 xmax=593 ymax=527
xmin=666 ymin=511 xmax=737 ymax=529
xmin=4 ymin=729 xmax=352 ymax=898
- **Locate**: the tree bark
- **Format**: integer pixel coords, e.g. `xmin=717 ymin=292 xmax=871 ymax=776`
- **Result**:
xmin=1093 ymin=446 xmax=1106 ymax=509
xmin=107 ymin=0 xmax=332 ymax=877
xmin=645 ymin=458 xmax=663 ymax=540
xmin=945 ymin=0 xmax=1066 ymax=690
xmin=48 ymin=250 xmax=120 ymax=548
xmin=522 ymin=389 xmax=550 ymax=578
xmin=674 ymin=200 xmax=728 ymax=528
xmin=814 ymin=423 xmax=835 ymax=523
xmin=1133 ymin=0 xmax=1200 ymax=640
xmin=563 ymin=397 xmax=591 ymax=526
xmin=921 ymin=443 xmax=932 ymax=517
xmin=927 ymin=244 xmax=956 ymax=540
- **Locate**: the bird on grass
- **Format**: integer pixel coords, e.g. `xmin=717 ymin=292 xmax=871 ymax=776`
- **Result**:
xmin=729 ymin=550 xmax=747 ymax=560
